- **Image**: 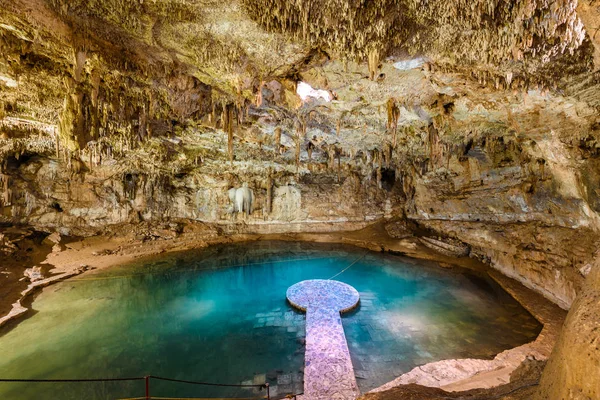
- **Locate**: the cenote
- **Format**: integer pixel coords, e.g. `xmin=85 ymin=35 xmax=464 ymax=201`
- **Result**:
xmin=0 ymin=241 xmax=542 ymax=399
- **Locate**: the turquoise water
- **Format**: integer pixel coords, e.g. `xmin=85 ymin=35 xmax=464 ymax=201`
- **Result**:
xmin=0 ymin=241 xmax=541 ymax=399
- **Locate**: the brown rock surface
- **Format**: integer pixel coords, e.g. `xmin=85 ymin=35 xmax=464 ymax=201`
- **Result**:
xmin=360 ymin=358 xmax=545 ymax=400
xmin=535 ymin=256 xmax=600 ymax=400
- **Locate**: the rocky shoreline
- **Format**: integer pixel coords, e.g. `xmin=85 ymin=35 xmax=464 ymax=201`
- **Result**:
xmin=0 ymin=220 xmax=566 ymax=398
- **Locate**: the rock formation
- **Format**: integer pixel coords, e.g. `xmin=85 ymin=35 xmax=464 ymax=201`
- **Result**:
xmin=0 ymin=0 xmax=599 ymax=398
xmin=228 ymin=183 xmax=255 ymax=216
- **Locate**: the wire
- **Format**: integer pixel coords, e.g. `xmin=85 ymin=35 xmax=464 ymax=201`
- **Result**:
xmin=0 ymin=376 xmax=264 ymax=388
xmin=327 ymin=250 xmax=369 ymax=280
xmin=149 ymin=376 xmax=265 ymax=388
xmin=0 ymin=377 xmax=143 ymax=382
xmin=118 ymin=397 xmax=263 ymax=400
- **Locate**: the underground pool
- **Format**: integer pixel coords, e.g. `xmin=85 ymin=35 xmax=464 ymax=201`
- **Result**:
xmin=0 ymin=241 xmax=542 ymax=399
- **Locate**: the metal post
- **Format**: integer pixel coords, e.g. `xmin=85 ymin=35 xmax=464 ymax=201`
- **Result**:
xmin=145 ymin=376 xmax=150 ymax=400
xmin=266 ymin=382 xmax=270 ymax=400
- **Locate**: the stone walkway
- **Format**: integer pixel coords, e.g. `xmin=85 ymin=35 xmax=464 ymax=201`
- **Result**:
xmin=287 ymin=279 xmax=361 ymax=400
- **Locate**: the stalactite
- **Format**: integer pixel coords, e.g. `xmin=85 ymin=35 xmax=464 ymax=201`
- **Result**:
xmin=383 ymin=143 xmax=392 ymax=167
xmin=274 ymin=127 xmax=282 ymax=149
xmin=386 ymin=98 xmax=400 ymax=148
xmin=211 ymin=103 xmax=218 ymax=128
xmin=55 ymin=131 xmax=60 ymax=159
xmin=328 ymin=145 xmax=336 ymax=169
xmin=138 ymin=104 xmax=147 ymax=141
xmin=0 ymin=174 xmax=12 ymax=207
xmin=256 ymin=81 xmax=266 ymax=107
xmin=266 ymin=173 xmax=273 ymax=215
xmin=295 ymin=117 xmax=306 ymax=172
xmin=222 ymin=103 xmax=235 ymax=164
xmin=428 ymin=123 xmax=442 ymax=168
xmin=90 ymin=69 xmax=101 ymax=140
xmin=336 ymin=147 xmax=341 ymax=183
xmin=307 ymin=141 xmax=314 ymax=162
xmin=368 ymin=48 xmax=380 ymax=81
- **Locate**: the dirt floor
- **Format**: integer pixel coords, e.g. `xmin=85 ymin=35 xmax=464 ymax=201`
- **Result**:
xmin=0 ymin=226 xmax=53 ymax=316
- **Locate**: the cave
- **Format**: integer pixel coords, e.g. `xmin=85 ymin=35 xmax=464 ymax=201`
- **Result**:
xmin=0 ymin=1 xmax=599 ymax=400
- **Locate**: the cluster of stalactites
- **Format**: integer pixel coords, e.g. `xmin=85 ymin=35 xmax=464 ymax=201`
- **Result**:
xmin=57 ymin=48 xmax=212 ymax=152
xmin=242 ymin=0 xmax=587 ymax=77
xmin=412 ymin=0 xmax=586 ymax=65
xmin=242 ymin=0 xmax=406 ymax=62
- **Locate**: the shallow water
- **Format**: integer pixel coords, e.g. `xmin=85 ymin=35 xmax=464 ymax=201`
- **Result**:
xmin=0 ymin=241 xmax=541 ymax=399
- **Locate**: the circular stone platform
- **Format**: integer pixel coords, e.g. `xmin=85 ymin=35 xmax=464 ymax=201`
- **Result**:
xmin=286 ymin=279 xmax=360 ymax=313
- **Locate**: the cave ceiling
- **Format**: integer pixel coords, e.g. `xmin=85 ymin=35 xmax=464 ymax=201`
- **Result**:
xmin=0 ymin=0 xmax=599 ymax=166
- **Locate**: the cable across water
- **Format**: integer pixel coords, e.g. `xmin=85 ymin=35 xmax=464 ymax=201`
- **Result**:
xmin=327 ymin=250 xmax=369 ymax=280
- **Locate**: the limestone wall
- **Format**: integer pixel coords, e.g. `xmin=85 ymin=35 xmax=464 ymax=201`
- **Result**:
xmin=407 ymin=133 xmax=600 ymax=309
xmin=1 ymin=155 xmax=400 ymax=236
xmin=535 ymin=255 xmax=600 ymax=399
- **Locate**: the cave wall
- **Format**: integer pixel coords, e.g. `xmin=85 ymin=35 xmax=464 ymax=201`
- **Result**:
xmin=406 ymin=130 xmax=600 ymax=308
xmin=535 ymin=252 xmax=600 ymax=399
xmin=1 ymin=154 xmax=400 ymax=236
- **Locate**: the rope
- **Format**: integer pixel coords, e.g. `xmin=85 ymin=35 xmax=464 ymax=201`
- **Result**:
xmin=149 ymin=376 xmax=265 ymax=388
xmin=118 ymin=397 xmax=263 ymax=400
xmin=0 ymin=376 xmax=263 ymax=388
xmin=70 ymin=256 xmax=329 ymax=282
xmin=327 ymin=250 xmax=368 ymax=280
xmin=0 ymin=377 xmax=143 ymax=382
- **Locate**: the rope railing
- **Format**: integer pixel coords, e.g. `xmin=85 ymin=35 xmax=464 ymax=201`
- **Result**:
xmin=0 ymin=377 xmax=144 ymax=382
xmin=148 ymin=376 xmax=266 ymax=388
xmin=0 ymin=375 xmax=271 ymax=400
xmin=118 ymin=397 xmax=264 ymax=400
